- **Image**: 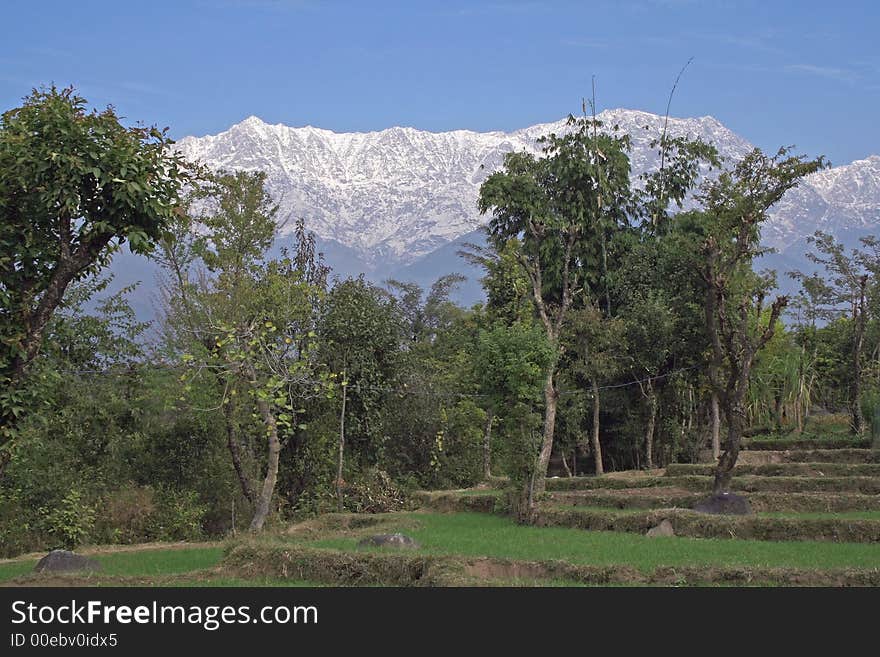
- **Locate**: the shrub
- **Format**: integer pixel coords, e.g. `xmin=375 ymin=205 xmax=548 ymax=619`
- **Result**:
xmin=429 ymin=400 xmax=485 ymax=488
xmin=0 ymin=489 xmax=44 ymax=557
xmin=861 ymin=387 xmax=880 ymax=443
xmin=148 ymin=488 xmax=207 ymax=542
xmin=37 ymin=489 xmax=95 ymax=550
xmin=93 ymin=486 xmax=156 ymax=544
xmin=342 ymin=468 xmax=409 ymax=513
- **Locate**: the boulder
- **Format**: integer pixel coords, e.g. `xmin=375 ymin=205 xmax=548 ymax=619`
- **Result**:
xmin=34 ymin=550 xmax=101 ymax=574
xmin=646 ymin=519 xmax=675 ymax=537
xmin=357 ymin=533 xmax=421 ymax=549
xmin=693 ymin=492 xmax=753 ymax=515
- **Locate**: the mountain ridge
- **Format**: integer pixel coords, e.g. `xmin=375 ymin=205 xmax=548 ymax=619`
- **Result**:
xmin=103 ymin=109 xmax=880 ymax=324
xmin=175 ymin=109 xmax=879 ymax=274
xmin=174 ymin=108 xmax=755 ymax=268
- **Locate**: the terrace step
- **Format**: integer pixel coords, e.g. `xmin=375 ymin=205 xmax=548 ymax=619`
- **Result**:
xmin=736 ymin=449 xmax=880 ymax=465
xmin=546 ymin=475 xmax=668 ymax=492
xmin=548 ymin=489 xmax=880 ymax=513
xmin=534 ymin=506 xmax=880 ymax=542
xmin=668 ymin=474 xmax=880 ymax=495
xmin=545 ymin=473 xmax=880 ymax=494
xmin=666 ymin=462 xmax=880 ymax=478
xmin=223 ymin=542 xmax=880 ymax=586
xmin=411 ymin=490 xmax=499 ymax=513
xmin=741 ymin=437 xmax=873 ymax=451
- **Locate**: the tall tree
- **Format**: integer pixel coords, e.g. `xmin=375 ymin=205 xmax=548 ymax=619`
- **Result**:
xmin=161 ymin=172 xmax=329 ymax=531
xmin=792 ymin=232 xmax=872 ymax=435
xmin=478 ymin=114 xmax=633 ymax=512
xmin=560 ymin=304 xmax=624 ymax=475
xmin=475 ymin=320 xmax=555 ymax=515
xmin=0 ymin=86 xmax=188 ymax=474
xmin=319 ymin=277 xmax=401 ymax=510
xmin=699 ymin=147 xmax=825 ymax=494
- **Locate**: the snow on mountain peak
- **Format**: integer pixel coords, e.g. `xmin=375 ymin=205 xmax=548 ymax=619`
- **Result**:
xmin=175 ymin=109 xmax=878 ymax=269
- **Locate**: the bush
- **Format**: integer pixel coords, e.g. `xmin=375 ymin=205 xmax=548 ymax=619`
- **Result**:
xmin=148 ymin=488 xmax=207 ymax=542
xmin=803 ymin=412 xmax=852 ymax=434
xmin=428 ymin=400 xmax=485 ymax=488
xmin=93 ymin=486 xmax=157 ymax=544
xmin=91 ymin=485 xmax=207 ymax=544
xmin=497 ymin=403 xmax=543 ymax=489
xmin=37 ymin=489 xmax=95 ymax=550
xmin=342 ymin=468 xmax=409 ymax=513
xmin=861 ymin=387 xmax=880 ymax=443
xmin=0 ymin=489 xmax=44 ymax=557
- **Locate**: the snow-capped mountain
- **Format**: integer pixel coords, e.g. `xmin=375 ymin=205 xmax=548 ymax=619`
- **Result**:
xmin=105 ymin=110 xmax=880 ymax=324
xmin=175 ymin=109 xmax=880 ymax=276
xmin=175 ymin=109 xmax=756 ymax=269
xmin=763 ymin=154 xmax=880 ymax=253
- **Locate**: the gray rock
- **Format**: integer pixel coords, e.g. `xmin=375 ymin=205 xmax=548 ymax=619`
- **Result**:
xmin=357 ymin=533 xmax=421 ymax=549
xmin=646 ymin=519 xmax=675 ymax=537
xmin=693 ymin=492 xmax=753 ymax=515
xmin=34 ymin=550 xmax=101 ymax=574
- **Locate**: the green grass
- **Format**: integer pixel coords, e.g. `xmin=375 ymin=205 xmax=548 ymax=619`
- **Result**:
xmin=7 ymin=509 xmax=880 ymax=586
xmin=158 ymin=577 xmax=328 ymax=587
xmin=550 ymin=504 xmax=880 ymax=522
xmin=457 ymin=489 xmax=502 ymax=497
xmin=91 ymin=547 xmax=225 ymax=576
xmin=0 ymin=561 xmax=35 ymax=582
xmin=310 ymin=512 xmax=880 ymax=571
xmin=545 ymin=504 xmax=646 ymax=515
xmin=0 ymin=546 xmax=224 ymax=584
xmin=758 ymin=510 xmax=880 ymax=521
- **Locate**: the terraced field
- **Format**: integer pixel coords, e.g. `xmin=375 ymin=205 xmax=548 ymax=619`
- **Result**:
xmin=3 ymin=437 xmax=878 ymax=587
xmin=410 ymin=438 xmax=880 ymax=585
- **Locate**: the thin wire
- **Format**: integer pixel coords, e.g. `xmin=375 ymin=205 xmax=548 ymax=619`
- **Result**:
xmin=53 ymin=363 xmax=705 ymax=398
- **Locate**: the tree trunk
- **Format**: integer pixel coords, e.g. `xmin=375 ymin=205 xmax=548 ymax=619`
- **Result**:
xmin=590 ymin=378 xmax=603 ymax=475
xmin=224 ymin=390 xmax=254 ymax=505
xmin=482 ymin=412 xmax=494 ymax=480
xmin=644 ymin=381 xmax=657 ymax=470
xmin=336 ymin=378 xmax=347 ymax=513
xmin=713 ymin=397 xmax=745 ymax=494
xmin=0 ymin=233 xmax=114 ymax=477
xmin=561 ymin=453 xmax=572 ymax=477
xmin=245 ymin=357 xmax=283 ymax=532
xmin=249 ymin=396 xmax=282 ymax=532
xmin=687 ymin=384 xmax=695 ymax=432
xmin=526 ymin=368 xmax=558 ymax=509
xmin=710 ymin=392 xmax=721 ymax=461
xmin=851 ymin=279 xmax=867 ymax=435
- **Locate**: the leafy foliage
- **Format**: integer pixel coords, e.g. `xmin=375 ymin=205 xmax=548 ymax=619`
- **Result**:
xmin=0 ymin=85 xmax=189 ymax=469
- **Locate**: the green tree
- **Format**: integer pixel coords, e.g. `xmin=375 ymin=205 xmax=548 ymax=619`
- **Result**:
xmin=622 ymin=292 xmax=677 ymax=468
xmin=560 ymin=304 xmax=624 ymax=474
xmin=792 ymin=231 xmax=872 ymax=435
xmin=161 ymin=172 xmax=330 ymax=531
xmin=319 ymin=277 xmax=401 ymax=510
xmin=700 ymin=147 xmax=825 ymax=494
xmin=474 ymin=321 xmax=556 ymax=516
xmin=478 ymin=114 xmax=633 ymax=511
xmin=0 ymin=86 xmax=188 ymax=473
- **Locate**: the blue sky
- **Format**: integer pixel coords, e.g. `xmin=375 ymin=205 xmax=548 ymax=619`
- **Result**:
xmin=1 ymin=0 xmax=878 ymax=165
